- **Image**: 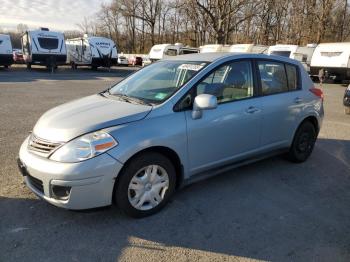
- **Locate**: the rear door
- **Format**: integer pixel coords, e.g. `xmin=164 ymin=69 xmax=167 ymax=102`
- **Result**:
xmin=184 ymin=59 xmax=262 ymax=175
xmin=256 ymin=60 xmax=304 ymax=148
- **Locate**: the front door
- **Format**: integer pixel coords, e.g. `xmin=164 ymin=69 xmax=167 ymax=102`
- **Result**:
xmin=185 ymin=60 xmax=262 ymax=175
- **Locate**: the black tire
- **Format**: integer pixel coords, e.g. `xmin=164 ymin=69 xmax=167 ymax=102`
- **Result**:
xmin=4 ymin=65 xmax=8 ymax=69
xmin=114 ymin=152 xmax=176 ymax=218
xmin=287 ymin=121 xmax=317 ymax=163
xmin=91 ymin=65 xmax=98 ymax=70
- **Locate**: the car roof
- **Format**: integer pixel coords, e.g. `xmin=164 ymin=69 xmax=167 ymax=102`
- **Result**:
xmin=164 ymin=52 xmax=300 ymax=65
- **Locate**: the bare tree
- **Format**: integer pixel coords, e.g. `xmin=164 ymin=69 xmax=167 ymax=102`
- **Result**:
xmin=17 ymin=23 xmax=28 ymax=34
xmin=78 ymin=0 xmax=350 ymax=53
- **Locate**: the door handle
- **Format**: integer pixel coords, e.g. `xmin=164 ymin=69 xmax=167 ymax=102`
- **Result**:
xmin=294 ymin=97 xmax=303 ymax=104
xmin=245 ymin=106 xmax=261 ymax=114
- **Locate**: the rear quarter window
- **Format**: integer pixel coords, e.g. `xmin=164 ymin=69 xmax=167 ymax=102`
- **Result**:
xmin=285 ymin=64 xmax=299 ymax=91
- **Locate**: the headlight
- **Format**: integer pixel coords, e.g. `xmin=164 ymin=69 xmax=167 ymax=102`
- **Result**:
xmin=50 ymin=130 xmax=118 ymax=163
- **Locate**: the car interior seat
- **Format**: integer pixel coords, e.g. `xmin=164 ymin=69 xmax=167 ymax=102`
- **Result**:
xmin=222 ymin=69 xmax=247 ymax=101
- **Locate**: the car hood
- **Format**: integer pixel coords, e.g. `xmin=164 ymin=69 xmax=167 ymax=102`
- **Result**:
xmin=33 ymin=94 xmax=152 ymax=142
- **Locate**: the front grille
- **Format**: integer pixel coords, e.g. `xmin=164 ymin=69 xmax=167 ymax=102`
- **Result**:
xmin=28 ymin=134 xmax=62 ymax=156
xmin=27 ymin=175 xmax=44 ymax=194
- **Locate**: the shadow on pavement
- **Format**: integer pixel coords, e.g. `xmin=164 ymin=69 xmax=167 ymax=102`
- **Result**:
xmin=1 ymin=138 xmax=350 ymax=261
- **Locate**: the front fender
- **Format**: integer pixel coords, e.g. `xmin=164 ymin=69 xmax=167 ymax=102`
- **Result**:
xmin=105 ymin=110 xmax=189 ymax=178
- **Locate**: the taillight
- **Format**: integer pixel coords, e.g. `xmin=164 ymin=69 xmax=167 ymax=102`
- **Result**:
xmin=309 ymin=87 xmax=324 ymax=100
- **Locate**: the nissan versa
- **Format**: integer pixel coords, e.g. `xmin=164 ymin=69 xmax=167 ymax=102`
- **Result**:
xmin=18 ymin=53 xmax=324 ymax=218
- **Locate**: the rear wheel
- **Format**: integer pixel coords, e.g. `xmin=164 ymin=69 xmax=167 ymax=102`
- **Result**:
xmin=287 ymin=121 xmax=317 ymax=163
xmin=114 ymin=152 xmax=176 ymax=218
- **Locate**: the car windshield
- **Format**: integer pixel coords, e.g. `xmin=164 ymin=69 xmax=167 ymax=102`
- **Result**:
xmin=109 ymin=61 xmax=207 ymax=104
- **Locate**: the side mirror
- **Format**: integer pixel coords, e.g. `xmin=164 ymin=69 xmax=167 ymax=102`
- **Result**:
xmin=192 ymin=94 xmax=217 ymax=119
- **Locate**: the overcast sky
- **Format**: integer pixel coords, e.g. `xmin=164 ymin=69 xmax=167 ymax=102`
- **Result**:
xmin=0 ymin=0 xmax=109 ymax=32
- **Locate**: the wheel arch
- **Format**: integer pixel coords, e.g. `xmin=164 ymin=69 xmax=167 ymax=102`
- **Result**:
xmin=299 ymin=115 xmax=320 ymax=134
xmin=289 ymin=115 xmax=320 ymax=148
xmin=112 ymin=146 xmax=184 ymax=203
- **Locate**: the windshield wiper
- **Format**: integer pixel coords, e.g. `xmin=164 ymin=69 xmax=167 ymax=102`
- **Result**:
xmin=126 ymin=96 xmax=153 ymax=106
xmin=110 ymin=93 xmax=152 ymax=106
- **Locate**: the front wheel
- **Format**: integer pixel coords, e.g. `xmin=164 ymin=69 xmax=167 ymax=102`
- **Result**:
xmin=114 ymin=152 xmax=176 ymax=218
xmin=287 ymin=121 xmax=317 ymax=163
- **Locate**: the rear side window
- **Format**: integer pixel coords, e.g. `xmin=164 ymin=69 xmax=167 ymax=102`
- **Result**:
xmin=38 ymin=37 xmax=58 ymax=49
xmin=285 ymin=64 xmax=298 ymax=90
xmin=258 ymin=61 xmax=288 ymax=95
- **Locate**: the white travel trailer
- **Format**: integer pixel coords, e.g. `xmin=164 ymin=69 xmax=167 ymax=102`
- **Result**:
xmin=268 ymin=44 xmax=316 ymax=72
xmin=199 ymin=44 xmax=231 ymax=53
xmin=310 ymin=42 xmax=350 ymax=81
xmin=0 ymin=34 xmax=13 ymax=68
xmin=268 ymin=44 xmax=299 ymax=58
xmin=66 ymin=34 xmax=118 ymax=69
xmin=149 ymin=43 xmax=199 ymax=62
xmin=228 ymin=44 xmax=268 ymax=54
xmin=21 ymin=28 xmax=66 ymax=70
xmin=293 ymin=44 xmax=317 ymax=72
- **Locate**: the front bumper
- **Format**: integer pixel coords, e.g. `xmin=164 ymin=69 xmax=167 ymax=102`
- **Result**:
xmin=18 ymin=136 xmax=123 ymax=209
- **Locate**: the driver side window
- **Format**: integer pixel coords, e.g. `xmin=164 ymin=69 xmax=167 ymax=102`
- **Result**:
xmin=196 ymin=60 xmax=254 ymax=103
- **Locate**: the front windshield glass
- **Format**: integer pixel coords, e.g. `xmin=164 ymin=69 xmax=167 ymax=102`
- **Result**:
xmin=109 ymin=61 xmax=207 ymax=104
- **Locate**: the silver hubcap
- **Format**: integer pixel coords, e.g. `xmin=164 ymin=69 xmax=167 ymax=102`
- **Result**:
xmin=128 ymin=165 xmax=169 ymax=211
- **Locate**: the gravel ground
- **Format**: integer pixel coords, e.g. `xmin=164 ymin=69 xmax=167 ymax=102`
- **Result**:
xmin=0 ymin=66 xmax=349 ymax=262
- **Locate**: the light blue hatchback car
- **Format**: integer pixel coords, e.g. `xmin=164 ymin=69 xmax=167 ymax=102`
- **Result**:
xmin=18 ymin=53 xmax=324 ymax=217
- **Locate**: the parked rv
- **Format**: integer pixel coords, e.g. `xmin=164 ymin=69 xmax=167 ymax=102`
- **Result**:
xmin=199 ymin=44 xmax=231 ymax=53
xmin=0 ymin=34 xmax=13 ymax=68
xmin=21 ymin=28 xmax=66 ymax=70
xmin=310 ymin=42 xmax=350 ymax=82
xmin=66 ymin=34 xmax=117 ymax=69
xmin=149 ymin=43 xmax=198 ymax=62
xmin=292 ymin=44 xmax=317 ymax=73
xmin=228 ymin=44 xmax=268 ymax=54
xmin=268 ymin=44 xmax=299 ymax=58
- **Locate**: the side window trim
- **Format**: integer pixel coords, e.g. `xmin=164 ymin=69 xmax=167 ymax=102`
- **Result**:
xmin=285 ymin=64 xmax=292 ymax=91
xmin=174 ymin=58 xmax=257 ymax=112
